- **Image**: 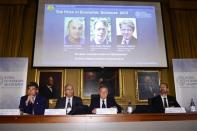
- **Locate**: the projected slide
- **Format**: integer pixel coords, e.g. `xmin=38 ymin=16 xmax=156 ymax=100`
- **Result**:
xmin=34 ymin=2 xmax=167 ymax=67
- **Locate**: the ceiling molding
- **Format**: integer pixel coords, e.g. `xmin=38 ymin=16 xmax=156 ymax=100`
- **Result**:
xmin=0 ymin=0 xmax=28 ymax=5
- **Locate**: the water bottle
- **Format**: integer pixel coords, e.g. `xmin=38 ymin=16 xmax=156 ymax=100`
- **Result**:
xmin=190 ymin=98 xmax=196 ymax=112
xmin=127 ymin=100 xmax=133 ymax=114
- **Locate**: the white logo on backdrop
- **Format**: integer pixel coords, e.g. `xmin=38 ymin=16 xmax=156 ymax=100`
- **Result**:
xmin=176 ymin=75 xmax=197 ymax=88
xmin=0 ymin=58 xmax=28 ymax=109
xmin=173 ymin=59 xmax=197 ymax=108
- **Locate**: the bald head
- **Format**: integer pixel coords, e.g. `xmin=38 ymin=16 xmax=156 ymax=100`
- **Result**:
xmin=64 ymin=84 xmax=74 ymax=97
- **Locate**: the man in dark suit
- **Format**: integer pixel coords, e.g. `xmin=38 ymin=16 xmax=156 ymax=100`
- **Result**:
xmin=117 ymin=19 xmax=137 ymax=45
xmin=56 ymin=84 xmax=89 ymax=114
xmin=39 ymin=76 xmax=60 ymax=99
xmin=19 ymin=82 xmax=48 ymax=115
xmin=148 ymin=82 xmax=180 ymax=113
xmin=89 ymin=85 xmax=122 ymax=113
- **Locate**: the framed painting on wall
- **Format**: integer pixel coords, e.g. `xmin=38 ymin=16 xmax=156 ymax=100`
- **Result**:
xmin=35 ymin=69 xmax=64 ymax=99
xmin=81 ymin=68 xmax=122 ymax=99
xmin=135 ymin=70 xmax=161 ymax=103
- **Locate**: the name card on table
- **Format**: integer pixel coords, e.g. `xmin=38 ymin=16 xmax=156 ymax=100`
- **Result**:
xmin=0 ymin=109 xmax=20 ymax=115
xmin=96 ymin=108 xmax=117 ymax=114
xmin=44 ymin=109 xmax=67 ymax=115
xmin=165 ymin=107 xmax=186 ymax=113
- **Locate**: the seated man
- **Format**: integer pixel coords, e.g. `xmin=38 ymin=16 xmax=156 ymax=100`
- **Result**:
xmin=89 ymin=85 xmax=122 ymax=114
xmin=148 ymin=82 xmax=180 ymax=113
xmin=19 ymin=82 xmax=48 ymax=115
xmin=56 ymin=84 xmax=89 ymax=114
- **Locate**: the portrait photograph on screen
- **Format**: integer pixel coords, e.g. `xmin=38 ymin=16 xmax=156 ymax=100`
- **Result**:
xmin=33 ymin=0 xmax=167 ymax=67
xmin=64 ymin=17 xmax=85 ymax=45
xmin=90 ymin=17 xmax=112 ymax=45
xmin=116 ymin=18 xmax=137 ymax=45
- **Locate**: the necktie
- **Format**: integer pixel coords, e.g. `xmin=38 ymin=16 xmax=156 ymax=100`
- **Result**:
xmin=31 ymin=97 xmax=35 ymax=115
xmin=32 ymin=96 xmax=35 ymax=104
xmin=163 ymin=98 xmax=168 ymax=108
xmin=102 ymin=100 xmax=106 ymax=108
xmin=67 ymin=98 xmax=71 ymax=108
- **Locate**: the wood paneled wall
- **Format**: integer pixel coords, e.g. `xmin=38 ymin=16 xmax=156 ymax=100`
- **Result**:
xmin=0 ymin=0 xmax=197 ymax=105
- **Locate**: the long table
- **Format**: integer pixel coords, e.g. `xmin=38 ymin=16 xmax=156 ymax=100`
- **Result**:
xmin=0 ymin=113 xmax=197 ymax=131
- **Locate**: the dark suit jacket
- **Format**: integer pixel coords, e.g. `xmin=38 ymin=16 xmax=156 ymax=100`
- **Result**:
xmin=39 ymin=85 xmax=59 ymax=99
xmin=148 ymin=95 xmax=180 ymax=113
xmin=55 ymin=96 xmax=90 ymax=114
xmin=19 ymin=94 xmax=48 ymax=115
xmin=116 ymin=35 xmax=137 ymax=45
xmin=89 ymin=94 xmax=122 ymax=113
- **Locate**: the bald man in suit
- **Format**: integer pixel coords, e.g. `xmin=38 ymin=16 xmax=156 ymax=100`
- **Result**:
xmin=56 ymin=84 xmax=89 ymax=114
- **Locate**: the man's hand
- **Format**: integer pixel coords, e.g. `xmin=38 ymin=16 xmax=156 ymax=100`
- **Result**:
xmin=92 ymin=108 xmax=96 ymax=114
xmin=25 ymin=95 xmax=35 ymax=105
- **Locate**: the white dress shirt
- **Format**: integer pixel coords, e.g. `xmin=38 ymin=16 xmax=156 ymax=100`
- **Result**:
xmin=121 ymin=38 xmax=130 ymax=45
xmin=47 ymin=85 xmax=53 ymax=92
